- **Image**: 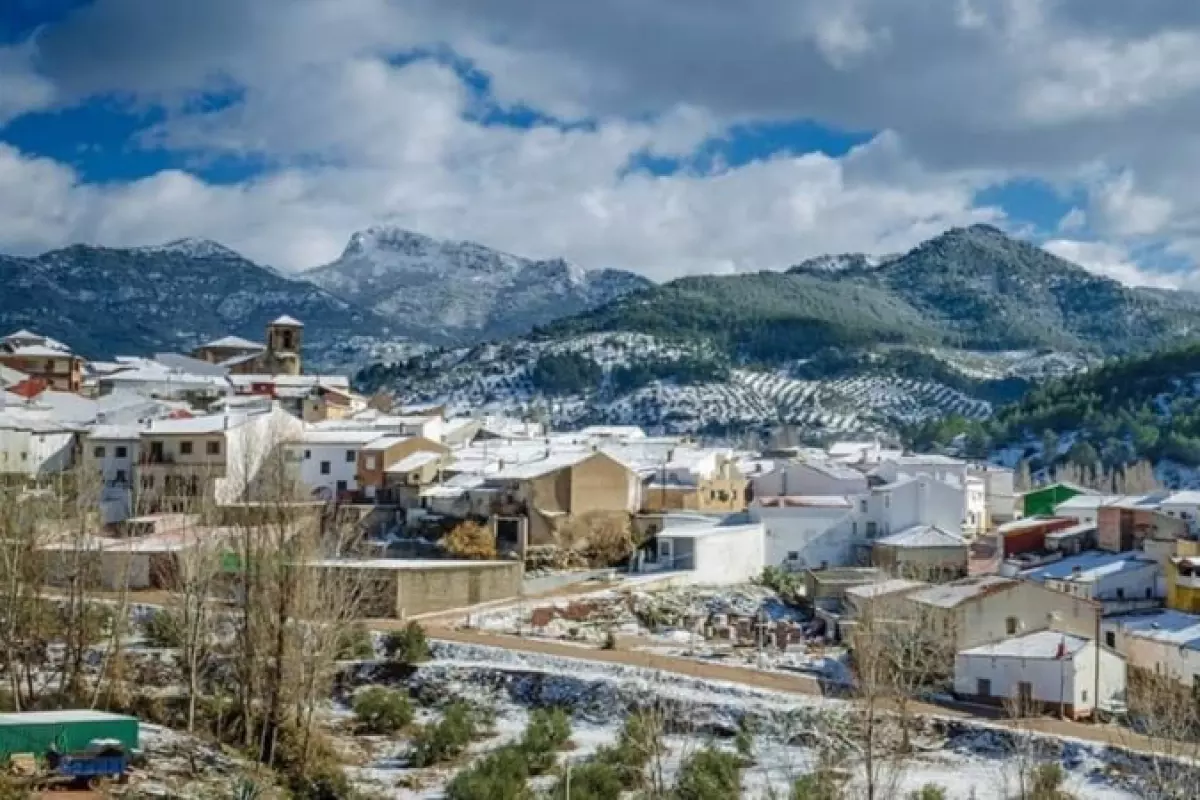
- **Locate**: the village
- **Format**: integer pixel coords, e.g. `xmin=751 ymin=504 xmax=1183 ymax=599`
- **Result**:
xmin=1 ymin=318 xmax=1200 ymax=798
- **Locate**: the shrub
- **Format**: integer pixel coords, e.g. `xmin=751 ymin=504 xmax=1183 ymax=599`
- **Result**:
xmin=410 ymin=702 xmax=480 ymax=767
xmin=142 ymin=608 xmax=184 ymax=648
xmin=336 ymin=621 xmax=376 ymax=660
xmin=519 ymin=708 xmax=572 ymax=775
xmin=383 ymin=622 xmax=431 ymax=665
xmin=353 ymin=687 xmax=414 ymax=734
xmin=674 ymin=747 xmax=742 ymax=800
xmin=443 ymin=520 xmax=498 ymax=560
xmin=1027 ymin=762 xmax=1072 ymax=800
xmin=792 ymin=770 xmax=840 ymax=800
xmin=549 ymin=759 xmax=624 ymax=800
xmin=445 ymin=746 xmax=531 ymax=800
xmin=593 ymin=710 xmax=665 ymax=790
xmin=908 ymin=784 xmax=947 ymax=800
xmin=273 ymin=723 xmax=355 ymax=800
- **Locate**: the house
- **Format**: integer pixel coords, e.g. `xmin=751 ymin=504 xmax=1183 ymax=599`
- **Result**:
xmin=1167 ymin=550 xmax=1200 ymax=613
xmin=996 ymin=516 xmax=1077 ymax=558
xmin=305 ymin=558 xmax=523 ymax=617
xmin=844 ymin=578 xmax=929 ymax=620
xmin=641 ymin=449 xmax=747 ymax=514
xmin=1022 ymin=551 xmax=1161 ymax=611
xmin=1053 ymin=493 xmax=1118 ymax=525
xmin=975 ymin=465 xmax=1018 ymax=524
xmin=84 ymin=425 xmax=142 ymax=523
xmin=857 ymin=475 xmax=965 ymax=539
xmin=1023 ymin=482 xmax=1091 ymax=517
xmin=750 ymin=495 xmax=857 ymax=571
xmin=1158 ymin=491 xmax=1200 ymax=533
xmin=751 ymin=459 xmax=867 ymax=498
xmin=0 ymin=415 xmax=77 ymax=477
xmin=484 ymin=451 xmax=639 ymax=546
xmin=871 ymin=524 xmax=969 ymax=581
xmin=953 ymin=630 xmax=1126 ymax=720
xmin=0 ymin=331 xmax=84 ymax=393
xmin=357 ymin=435 xmax=450 ymax=503
xmin=904 ymin=575 xmax=1100 ymax=653
xmin=301 ymin=386 xmax=363 ymax=422
xmin=871 ymin=454 xmax=969 ymax=488
xmin=637 ymin=514 xmax=766 ymax=584
xmin=191 ymin=316 xmax=304 ymax=376
xmin=803 ymin=567 xmax=886 ymax=602
xmin=138 ymin=407 xmax=303 ymax=511
xmin=382 ymin=451 xmax=448 ymax=507
xmin=1096 ymin=498 xmax=1183 ymax=553
xmin=1102 ymin=609 xmax=1200 ymax=687
xmin=290 ymin=429 xmax=385 ymax=501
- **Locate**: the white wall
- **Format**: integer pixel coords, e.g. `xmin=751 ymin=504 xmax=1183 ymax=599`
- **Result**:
xmin=293 ymin=442 xmax=362 ymax=497
xmin=751 ymin=503 xmax=859 ymax=570
xmin=0 ymin=429 xmax=76 ymax=476
xmin=218 ymin=407 xmax=305 ymax=503
xmin=954 ymin=647 xmax=1086 ymax=710
xmin=1102 ymin=621 xmax=1200 ymax=687
xmin=685 ymin=526 xmax=766 ymax=584
xmin=860 ymin=477 xmax=964 ymax=539
xmin=1044 ymin=562 xmax=1160 ymax=603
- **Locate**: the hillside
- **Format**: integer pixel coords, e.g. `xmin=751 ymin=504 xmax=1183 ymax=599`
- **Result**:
xmin=305 ymin=227 xmax=652 ymax=345
xmin=0 ymin=240 xmax=392 ymax=365
xmin=545 ymin=225 xmax=1200 ymax=360
xmin=906 ymin=342 xmax=1200 ymax=478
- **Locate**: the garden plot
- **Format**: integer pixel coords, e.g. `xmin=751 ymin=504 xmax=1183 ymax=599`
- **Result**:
xmin=335 ymin=641 xmax=1143 ymax=799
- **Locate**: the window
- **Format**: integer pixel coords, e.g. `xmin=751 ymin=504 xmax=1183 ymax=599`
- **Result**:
xmin=93 ymin=446 xmax=105 ymax=458
xmin=1146 ymin=587 xmax=1153 ymax=598
xmin=304 ymin=449 xmax=311 ymax=459
xmin=787 ymin=551 xmax=799 ymax=561
xmin=884 ymin=495 xmax=890 ymax=508
xmin=852 ymin=522 xmax=858 ymax=536
xmin=336 ymin=480 xmax=348 ymax=493
xmin=142 ymin=475 xmax=155 ymax=489
xmin=207 ymin=441 xmax=221 ymax=456
xmin=1081 ymin=690 xmax=1088 ymax=703
xmin=866 ymin=521 xmax=877 ymax=537
xmin=20 ymin=453 xmax=26 ymax=461
xmin=180 ymin=441 xmax=193 ymax=455
xmin=1116 ymin=588 xmax=1125 ymax=600
xmin=115 ymin=446 xmax=127 ymax=458
xmin=320 ymin=461 xmax=331 ymax=475
xmin=346 ymin=450 xmax=356 ymax=463
xmin=1017 ymin=682 xmax=1033 ymax=709
xmin=1006 ymin=616 xmax=1018 ymax=635
xmin=366 ymin=455 xmax=377 ymax=470
xmin=860 ymin=499 xmax=868 ymax=513
xmin=115 ymin=469 xmax=127 ymax=484
xmin=44 ymin=360 xmax=54 ymax=372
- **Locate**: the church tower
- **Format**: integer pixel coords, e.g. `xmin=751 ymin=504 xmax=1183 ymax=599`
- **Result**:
xmin=265 ymin=315 xmax=303 ymax=375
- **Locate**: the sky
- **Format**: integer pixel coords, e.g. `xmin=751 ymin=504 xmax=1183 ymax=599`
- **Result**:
xmin=2 ymin=0 xmax=1199 ymax=286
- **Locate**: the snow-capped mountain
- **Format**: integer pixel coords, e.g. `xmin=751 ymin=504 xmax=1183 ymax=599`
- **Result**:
xmin=305 ymin=227 xmax=652 ymax=345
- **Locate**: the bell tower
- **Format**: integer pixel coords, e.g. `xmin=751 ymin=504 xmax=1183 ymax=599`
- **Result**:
xmin=266 ymin=315 xmax=303 ymax=375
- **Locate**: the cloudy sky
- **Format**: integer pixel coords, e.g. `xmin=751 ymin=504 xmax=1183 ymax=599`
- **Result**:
xmin=1 ymin=0 xmax=1197 ymax=285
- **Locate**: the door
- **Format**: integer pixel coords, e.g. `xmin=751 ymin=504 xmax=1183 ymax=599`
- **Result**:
xmin=976 ymin=678 xmax=991 ymax=698
xmin=150 ymin=441 xmax=164 ymax=463
xmin=658 ymin=538 xmax=674 ymax=567
xmin=1017 ymin=681 xmax=1034 ymax=712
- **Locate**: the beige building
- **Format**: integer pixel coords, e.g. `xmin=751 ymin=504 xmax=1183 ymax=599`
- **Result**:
xmin=139 ymin=407 xmax=303 ymax=512
xmin=641 ymin=450 xmax=747 ymax=514
xmin=191 ymin=316 xmax=304 ymax=376
xmin=871 ymin=524 xmax=969 ymax=582
xmin=308 ymin=558 xmax=523 ymax=617
xmin=0 ymin=330 xmax=84 ymax=393
xmin=358 ymin=436 xmax=450 ymax=502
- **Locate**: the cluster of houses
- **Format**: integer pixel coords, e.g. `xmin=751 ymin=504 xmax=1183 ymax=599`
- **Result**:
xmin=6 ymin=318 xmax=1200 ymax=720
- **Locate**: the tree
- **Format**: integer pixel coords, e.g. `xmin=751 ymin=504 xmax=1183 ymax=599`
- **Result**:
xmin=442 ymin=520 xmax=498 ymax=560
xmin=519 ymin=708 xmax=572 ymax=775
xmin=383 ymin=621 xmax=432 ymax=665
xmin=445 ymin=746 xmax=531 ymax=800
xmin=674 ymin=747 xmax=742 ymax=800
xmin=353 ymin=687 xmax=413 ymax=734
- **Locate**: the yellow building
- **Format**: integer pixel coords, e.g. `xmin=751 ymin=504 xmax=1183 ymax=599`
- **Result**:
xmin=640 ymin=451 xmax=748 ymax=514
xmin=1167 ymin=540 xmax=1200 ymax=613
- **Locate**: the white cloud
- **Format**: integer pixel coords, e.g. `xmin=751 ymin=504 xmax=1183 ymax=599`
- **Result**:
xmin=0 ymin=44 xmax=56 ymax=124
xmin=1043 ymin=238 xmax=1179 ymax=289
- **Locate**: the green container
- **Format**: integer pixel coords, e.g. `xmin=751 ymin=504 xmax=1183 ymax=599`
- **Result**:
xmin=1021 ymin=483 xmax=1083 ymax=517
xmin=0 ymin=710 xmax=139 ymax=758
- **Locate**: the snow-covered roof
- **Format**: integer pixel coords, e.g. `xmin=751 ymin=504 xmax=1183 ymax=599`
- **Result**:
xmin=959 ymin=630 xmax=1090 ymax=660
xmin=420 ymin=474 xmax=486 ymax=498
xmin=1022 ymin=551 xmax=1158 ymax=585
xmin=147 ymin=413 xmax=255 ymax=435
xmin=2 ymin=329 xmax=39 ymax=342
xmin=656 ymin=520 xmax=764 ymax=539
xmin=199 ymin=335 xmax=264 ymax=351
xmin=489 ymin=450 xmax=595 ymax=480
xmin=1163 ymin=491 xmax=1200 ymax=506
xmin=578 ymin=425 xmax=645 ymax=440
xmin=1107 ymin=609 xmax=1200 ymax=651
xmin=297 ymin=429 xmax=386 ymax=445
xmin=0 ymin=364 xmax=27 ymax=385
xmin=218 ymin=351 xmax=264 ymax=369
xmin=1052 ymin=494 xmax=1119 ymax=514
xmin=875 ymin=524 xmax=966 ymax=549
xmin=386 ymin=451 xmax=441 ymax=473
xmin=800 ymin=459 xmax=865 ymax=481
xmin=754 ymin=495 xmax=852 ymax=509
xmin=7 ymin=344 xmax=73 ymax=358
xmin=153 ymin=353 xmax=230 ymax=376
xmin=270 ymin=315 xmax=304 ymax=327
xmin=362 ymin=435 xmax=412 ymax=451
xmin=88 ymin=424 xmax=145 ymax=440
xmin=908 ymin=575 xmax=1017 ymax=608
xmin=845 ymin=578 xmax=928 ymax=600
xmin=996 ymin=516 xmax=1073 ymax=534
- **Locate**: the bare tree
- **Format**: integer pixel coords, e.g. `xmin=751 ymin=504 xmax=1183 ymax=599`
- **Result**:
xmin=1114 ymin=670 xmax=1200 ymax=799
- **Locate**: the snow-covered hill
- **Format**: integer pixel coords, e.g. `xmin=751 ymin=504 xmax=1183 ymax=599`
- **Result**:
xmin=358 ymin=333 xmax=1028 ymax=436
xmin=306 ymin=227 xmax=652 ymax=345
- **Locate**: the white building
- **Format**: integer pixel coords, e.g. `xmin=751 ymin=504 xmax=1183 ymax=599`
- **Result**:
xmin=290 ymin=429 xmax=383 ymax=499
xmin=1022 ymin=551 xmax=1161 ymax=609
xmin=953 ymin=630 xmax=1126 ymax=719
xmin=639 ymin=514 xmax=766 ymax=584
xmin=1159 ymin=491 xmax=1200 ymax=532
xmin=964 ymin=475 xmax=987 ymax=535
xmin=86 ymin=424 xmax=142 ymax=523
xmin=751 ymin=459 xmax=867 ymax=498
xmin=858 ymin=476 xmax=965 ymax=539
xmin=1102 ymin=610 xmax=1200 ymax=687
xmin=872 ymin=454 xmax=969 ymax=488
xmin=750 ymin=496 xmax=857 ymax=571
xmin=0 ymin=417 xmax=76 ymax=477
xmin=975 ymin=465 xmax=1018 ymax=524
xmin=1053 ymin=494 xmax=1119 ymax=525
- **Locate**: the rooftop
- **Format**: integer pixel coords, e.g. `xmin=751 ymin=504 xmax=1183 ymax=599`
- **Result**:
xmin=271 ymin=315 xmax=304 ymax=327
xmin=996 ymin=516 xmax=1074 ymax=534
xmin=908 ymin=575 xmax=1017 ymax=608
xmin=754 ymin=495 xmax=853 ymax=509
xmin=386 ymin=451 xmax=441 ymax=473
xmin=800 ymin=459 xmax=866 ymax=481
xmin=845 ymin=578 xmax=929 ymax=600
xmin=1022 ymin=550 xmax=1159 ymax=585
xmin=199 ymin=335 xmax=264 ymax=351
xmin=1107 ymin=609 xmax=1200 ymax=651
xmin=7 ymin=344 xmax=73 ymax=358
xmin=876 ymin=524 xmax=966 ymax=549
xmin=959 ymin=630 xmax=1090 ymax=660
xmin=1163 ymin=491 xmax=1200 ymax=506
xmin=0 ymin=710 xmax=136 ymax=725
xmin=297 ymin=429 xmax=384 ymax=445
xmin=147 ymin=412 xmax=256 ymax=435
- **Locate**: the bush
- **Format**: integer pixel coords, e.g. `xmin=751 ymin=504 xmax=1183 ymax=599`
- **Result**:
xmin=445 ymin=746 xmax=531 ymax=800
xmin=791 ymin=771 xmax=840 ymax=800
xmin=908 ymin=784 xmax=947 ymax=800
xmin=443 ymin=520 xmax=498 ymax=560
xmin=273 ymin=723 xmax=355 ymax=800
xmin=410 ymin=702 xmax=481 ymax=767
xmin=142 ymin=608 xmax=184 ymax=648
xmin=383 ymin=622 xmax=430 ymax=665
xmin=593 ymin=710 xmax=664 ymax=790
xmin=336 ymin=622 xmax=376 ymax=660
xmin=353 ymin=687 xmax=414 ymax=734
xmin=1027 ymin=762 xmax=1072 ymax=800
xmin=519 ymin=708 xmax=572 ymax=775
xmin=674 ymin=747 xmax=742 ymax=800
xmin=550 ymin=759 xmax=624 ymax=800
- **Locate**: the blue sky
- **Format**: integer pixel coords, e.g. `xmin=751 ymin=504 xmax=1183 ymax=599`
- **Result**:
xmin=0 ymin=0 xmax=1195 ymax=286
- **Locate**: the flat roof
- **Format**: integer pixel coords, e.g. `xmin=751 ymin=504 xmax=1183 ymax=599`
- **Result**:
xmin=959 ymin=630 xmax=1089 ymax=660
xmin=1022 ymin=550 xmax=1158 ymax=584
xmin=908 ymin=575 xmax=1016 ymax=608
xmin=307 ymin=558 xmax=518 ymax=570
xmin=1106 ymin=609 xmax=1200 ymax=651
xmin=0 ymin=710 xmax=136 ymax=724
xmin=845 ymin=578 xmax=928 ymax=599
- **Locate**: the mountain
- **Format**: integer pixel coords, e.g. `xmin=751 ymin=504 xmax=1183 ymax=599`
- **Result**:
xmin=305 ymin=227 xmax=653 ymax=345
xmin=546 ymin=225 xmax=1200 ymax=360
xmin=0 ymin=241 xmax=391 ymax=364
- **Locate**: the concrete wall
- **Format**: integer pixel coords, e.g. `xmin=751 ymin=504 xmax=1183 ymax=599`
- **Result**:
xmin=873 ymin=544 xmax=967 ymax=581
xmin=751 ymin=504 xmax=858 ymax=570
xmin=569 ymin=453 xmax=636 ymax=514
xmin=393 ymin=562 xmax=523 ymax=617
xmin=692 ymin=526 xmax=765 ymax=584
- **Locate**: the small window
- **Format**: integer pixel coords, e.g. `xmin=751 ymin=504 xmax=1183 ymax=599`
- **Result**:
xmin=852 ymin=522 xmax=858 ymax=536
xmin=366 ymin=455 xmax=377 ymax=470
xmin=336 ymin=480 xmax=347 ymax=493
xmin=977 ymin=678 xmax=991 ymax=697
xmin=115 ymin=469 xmax=127 ymax=483
xmin=1006 ymin=616 xmax=1018 ymax=635
xmin=1146 ymin=587 xmax=1153 ymax=598
xmin=346 ymin=450 xmax=356 ymax=463
xmin=787 ymin=551 xmax=799 ymax=561
xmin=93 ymin=446 xmax=105 ymax=458
xmin=207 ymin=441 xmax=221 ymax=455
xmin=1105 ymin=631 xmax=1116 ymax=648
xmin=1116 ymin=588 xmax=1125 ymax=600
xmin=20 ymin=453 xmax=26 ymax=461
xmin=860 ymin=499 xmax=868 ymax=513
xmin=884 ymin=495 xmax=890 ymax=508
xmin=115 ymin=446 xmax=127 ymax=458
xmin=866 ymin=521 xmax=877 ymax=537
xmin=1081 ymin=690 xmax=1088 ymax=703
xmin=44 ymin=360 xmax=54 ymax=372
xmin=180 ymin=441 xmax=193 ymax=455
xmin=304 ymin=449 xmax=311 ymax=459
xmin=320 ymin=461 xmax=331 ymax=475
xmin=142 ymin=475 xmax=155 ymax=489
